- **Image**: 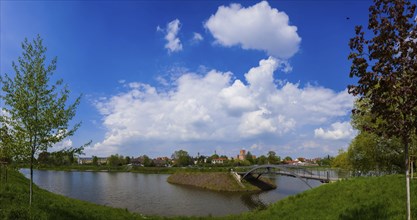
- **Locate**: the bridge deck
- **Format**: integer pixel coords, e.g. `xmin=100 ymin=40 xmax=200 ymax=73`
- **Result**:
xmin=237 ymin=170 xmax=340 ymax=183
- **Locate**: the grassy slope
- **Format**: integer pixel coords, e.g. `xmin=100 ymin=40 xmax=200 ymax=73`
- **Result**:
xmin=231 ymin=175 xmax=417 ymax=220
xmin=167 ymin=172 xmax=261 ymax=191
xmin=0 ymin=170 xmax=151 ymax=220
xmin=2 ymin=169 xmax=417 ymax=220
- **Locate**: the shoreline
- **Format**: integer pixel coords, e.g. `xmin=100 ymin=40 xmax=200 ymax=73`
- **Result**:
xmin=167 ymin=172 xmax=276 ymax=192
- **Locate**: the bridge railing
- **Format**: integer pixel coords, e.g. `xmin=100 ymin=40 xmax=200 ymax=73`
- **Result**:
xmin=283 ymin=166 xmax=353 ymax=180
xmin=237 ymin=165 xmax=354 ymax=182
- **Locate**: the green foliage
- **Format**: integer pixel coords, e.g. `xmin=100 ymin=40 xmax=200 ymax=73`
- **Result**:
xmin=0 ymin=36 xmax=82 ymax=161
xmin=348 ymin=2 xmax=417 ymax=216
xmin=171 ymin=150 xmax=192 ymax=167
xmin=267 ymin=151 xmax=280 ymax=164
xmin=0 ymin=125 xmax=14 ymax=163
xmin=283 ymin=156 xmax=292 ymax=162
xmin=37 ymin=147 xmax=85 ymax=166
xmin=332 ymin=149 xmax=351 ymax=170
xmin=108 ymin=154 xmax=126 ymax=166
xmin=125 ymin=156 xmax=131 ymax=165
xmin=141 ymin=155 xmax=153 ymax=167
xmin=348 ymin=131 xmax=403 ymax=174
xmin=0 ymin=35 xmax=84 ymax=204
xmin=344 ymin=99 xmax=409 ymax=174
xmin=245 ymin=151 xmax=254 ymax=164
xmin=317 ymin=155 xmax=333 ymax=166
xmin=256 ymin=155 xmax=268 ymax=165
xmin=92 ymin=156 xmax=98 ymax=166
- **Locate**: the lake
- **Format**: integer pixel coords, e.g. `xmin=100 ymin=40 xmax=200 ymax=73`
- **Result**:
xmin=20 ymin=169 xmax=322 ymax=217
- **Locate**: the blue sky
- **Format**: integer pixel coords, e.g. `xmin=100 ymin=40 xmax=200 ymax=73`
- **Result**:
xmin=1 ymin=0 xmax=374 ymax=159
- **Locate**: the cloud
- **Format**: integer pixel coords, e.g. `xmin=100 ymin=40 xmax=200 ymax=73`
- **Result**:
xmin=90 ymin=57 xmax=354 ymax=157
xmin=162 ymin=19 xmax=183 ymax=53
xmin=192 ymin=32 xmax=204 ymax=43
xmin=50 ymin=138 xmax=73 ymax=152
xmin=204 ymin=1 xmax=301 ymax=59
xmin=314 ymin=121 xmax=356 ymax=140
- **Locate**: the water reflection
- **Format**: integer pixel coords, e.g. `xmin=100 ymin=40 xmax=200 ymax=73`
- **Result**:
xmin=20 ymin=169 xmax=322 ymax=217
xmin=240 ymin=193 xmax=267 ymax=210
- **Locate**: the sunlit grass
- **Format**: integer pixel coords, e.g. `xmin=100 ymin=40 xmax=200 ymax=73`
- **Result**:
xmin=232 ymin=175 xmax=417 ymax=220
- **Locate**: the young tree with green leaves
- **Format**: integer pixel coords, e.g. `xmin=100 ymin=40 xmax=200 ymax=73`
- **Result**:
xmin=348 ymin=0 xmax=417 ymax=218
xmin=0 ymin=36 xmax=82 ymax=205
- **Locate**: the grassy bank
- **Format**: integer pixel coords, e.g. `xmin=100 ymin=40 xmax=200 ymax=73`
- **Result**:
xmin=167 ymin=172 xmax=275 ymax=192
xmin=234 ymin=175 xmax=417 ymax=220
xmin=2 ymin=168 xmax=417 ymax=219
xmin=0 ymin=169 xmax=149 ymax=220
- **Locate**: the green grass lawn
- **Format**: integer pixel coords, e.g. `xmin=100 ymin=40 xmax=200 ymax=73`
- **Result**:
xmin=1 ymin=168 xmax=417 ymax=219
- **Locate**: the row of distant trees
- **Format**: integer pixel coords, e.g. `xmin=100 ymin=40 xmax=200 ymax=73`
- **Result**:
xmin=35 ymin=148 xmax=326 ymax=168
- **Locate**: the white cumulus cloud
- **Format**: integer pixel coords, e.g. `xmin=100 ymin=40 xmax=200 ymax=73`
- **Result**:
xmin=314 ymin=121 xmax=356 ymax=140
xmin=163 ymin=19 xmax=183 ymax=53
xmin=204 ymin=1 xmax=301 ymax=59
xmin=89 ymin=57 xmax=354 ymax=157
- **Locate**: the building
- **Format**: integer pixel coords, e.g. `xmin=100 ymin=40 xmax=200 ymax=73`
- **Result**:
xmin=78 ymin=157 xmax=107 ymax=165
xmin=153 ymin=157 xmax=169 ymax=167
xmin=236 ymin=150 xmax=246 ymax=161
xmin=211 ymin=158 xmax=227 ymax=164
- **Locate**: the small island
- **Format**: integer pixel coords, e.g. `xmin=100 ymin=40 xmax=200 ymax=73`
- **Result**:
xmin=167 ymin=172 xmax=276 ymax=192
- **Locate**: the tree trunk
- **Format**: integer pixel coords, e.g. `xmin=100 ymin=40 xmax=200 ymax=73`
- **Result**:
xmin=405 ymin=140 xmax=411 ymax=220
xmin=30 ymin=150 xmax=33 ymax=206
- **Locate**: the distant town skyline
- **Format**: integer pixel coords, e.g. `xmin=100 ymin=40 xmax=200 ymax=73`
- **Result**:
xmin=1 ymin=1 xmax=372 ymax=158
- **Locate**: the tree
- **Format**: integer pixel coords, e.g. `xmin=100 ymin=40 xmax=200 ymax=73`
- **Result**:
xmin=256 ymin=155 xmax=268 ymax=165
xmin=348 ymin=99 xmax=405 ymax=173
xmin=332 ymin=149 xmax=351 ymax=170
xmin=348 ymin=129 xmax=403 ymax=174
xmin=92 ymin=156 xmax=98 ymax=166
xmin=37 ymin=151 xmax=50 ymax=164
xmin=0 ymin=36 xmax=82 ymax=205
xmin=0 ymin=125 xmax=14 ymax=164
xmin=283 ymin=156 xmax=292 ymax=162
xmin=267 ymin=151 xmax=280 ymax=164
xmin=171 ymin=150 xmax=192 ymax=167
xmin=348 ymin=1 xmax=417 ymax=218
xmin=245 ymin=151 xmax=254 ymax=164
xmin=108 ymin=154 xmax=126 ymax=166
xmin=142 ymin=155 xmax=152 ymax=167
xmin=318 ymin=155 xmax=333 ymax=166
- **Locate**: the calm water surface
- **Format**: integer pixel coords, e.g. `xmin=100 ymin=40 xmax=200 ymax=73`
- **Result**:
xmin=20 ymin=169 xmax=322 ymax=217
